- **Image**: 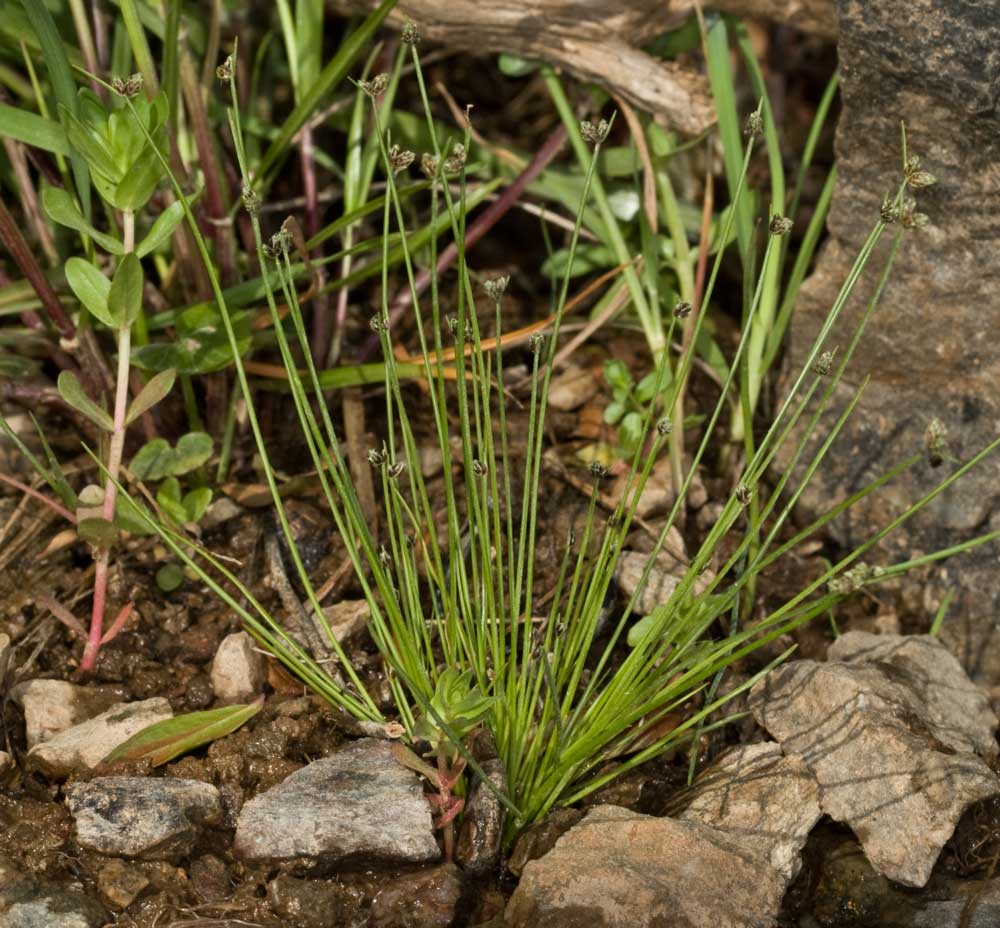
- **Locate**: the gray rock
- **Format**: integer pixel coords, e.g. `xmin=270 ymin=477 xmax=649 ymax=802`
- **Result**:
xmin=505 ymin=805 xmax=786 ymax=928
xmin=65 ymin=777 xmax=222 ymax=860
xmin=321 ymin=600 xmax=370 ymax=644
xmin=547 ymin=364 xmax=598 ymax=412
xmin=828 ymin=632 xmax=999 ymax=759
xmin=0 ymin=854 xmax=107 ymax=928
xmin=11 ymin=680 xmax=118 ymax=748
xmin=456 ymin=759 xmax=507 ymax=875
xmin=95 ymin=859 xmax=150 ymax=909
xmin=750 ymin=633 xmax=1000 ymax=887
xmin=26 ymin=697 xmax=172 ymax=778
xmin=680 ymin=742 xmax=822 ymax=882
xmin=234 ymin=738 xmax=439 ymax=868
xmin=780 ymin=0 xmax=1000 ymax=680
xmin=211 ymin=631 xmax=264 ymax=703
xmin=613 ymin=529 xmax=712 ymax=617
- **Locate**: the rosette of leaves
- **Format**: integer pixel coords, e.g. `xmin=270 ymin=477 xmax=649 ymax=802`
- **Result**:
xmin=59 ymin=88 xmax=170 ymax=213
xmin=412 ymin=669 xmax=495 ymax=749
xmin=603 ymin=359 xmax=672 ymax=454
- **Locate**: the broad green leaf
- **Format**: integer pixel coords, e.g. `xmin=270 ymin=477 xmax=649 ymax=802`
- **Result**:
xmin=130 ymin=437 xmax=173 ymax=481
xmin=126 ymin=369 xmax=175 ymax=424
xmin=497 ymin=53 xmax=539 ymax=77
xmin=173 ymin=432 xmax=212 ymax=474
xmin=115 ymin=493 xmax=156 ymax=536
xmin=619 ymin=411 xmax=643 ymax=451
xmin=77 ymin=516 xmax=117 ymax=546
xmin=103 ymin=701 xmax=263 ymax=766
xmin=42 ymin=185 xmax=123 ymax=254
xmin=603 ymin=360 xmax=631 ymax=392
xmin=603 ymin=401 xmax=625 ymax=426
xmin=135 ymin=201 xmax=184 ymax=257
xmin=65 ymin=258 xmax=114 ymax=327
xmin=0 ymin=103 xmax=70 ymax=156
xmin=114 ymin=136 xmax=167 ymax=210
xmin=57 ymin=371 xmax=113 ymax=431
xmin=108 ymin=253 xmax=144 ymax=328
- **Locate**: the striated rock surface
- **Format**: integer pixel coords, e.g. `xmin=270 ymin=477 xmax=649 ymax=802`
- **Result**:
xmin=750 ymin=633 xmax=1000 ymax=887
xmin=505 ymin=805 xmax=786 ymax=928
xmin=26 ymin=698 xmax=172 ymax=778
xmin=234 ymin=738 xmax=439 ymax=868
xmin=456 ymin=758 xmax=507 ymax=875
xmin=66 ymin=777 xmax=222 ymax=860
xmin=779 ymin=0 xmax=1000 ymax=680
xmin=680 ymin=742 xmax=822 ymax=882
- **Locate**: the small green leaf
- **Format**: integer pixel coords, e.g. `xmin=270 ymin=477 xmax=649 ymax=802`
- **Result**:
xmin=0 ymin=103 xmax=70 ymax=157
xmin=41 ymin=185 xmax=123 ymax=254
xmin=65 ymin=258 xmax=114 ymax=328
xmin=115 ymin=493 xmax=156 ymax=536
xmin=126 ymin=369 xmax=175 ymax=425
xmin=62 ymin=109 xmax=123 ymax=182
xmin=108 ymin=253 xmax=144 ymax=328
xmin=156 ymin=477 xmax=188 ymax=523
xmin=57 ymin=371 xmax=113 ymax=431
xmin=603 ymin=360 xmax=631 ymax=392
xmin=77 ymin=516 xmax=117 ymax=546
xmin=135 ymin=201 xmax=184 ymax=258
xmin=497 ymin=53 xmax=540 ymax=77
xmin=603 ymin=401 xmax=625 ymax=425
xmin=172 ymin=432 xmax=213 ymax=475
xmin=103 ymin=700 xmax=263 ymax=766
xmin=156 ymin=562 xmax=185 ymax=592
xmin=182 ymin=486 xmax=212 ymax=523
xmin=130 ymin=438 xmax=173 ymax=481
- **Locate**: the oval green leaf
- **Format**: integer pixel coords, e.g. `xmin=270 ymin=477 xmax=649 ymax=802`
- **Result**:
xmin=102 ymin=700 xmax=263 ymax=767
xmin=135 ymin=201 xmax=184 ymax=258
xmin=57 ymin=370 xmax=114 ymax=431
xmin=126 ymin=368 xmax=175 ymax=425
xmin=41 ymin=185 xmax=123 ymax=254
xmin=108 ymin=252 xmax=144 ymax=328
xmin=64 ymin=257 xmax=114 ymax=327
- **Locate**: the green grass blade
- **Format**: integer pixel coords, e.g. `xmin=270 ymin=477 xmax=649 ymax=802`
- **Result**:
xmin=0 ymin=103 xmax=70 ymax=156
xmin=256 ymin=0 xmax=396 ymax=184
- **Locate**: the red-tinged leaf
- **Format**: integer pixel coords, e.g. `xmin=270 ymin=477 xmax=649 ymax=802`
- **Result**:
xmin=103 ymin=698 xmax=263 ymax=766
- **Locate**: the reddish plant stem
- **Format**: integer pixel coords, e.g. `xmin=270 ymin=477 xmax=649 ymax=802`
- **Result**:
xmin=358 ymin=123 xmax=568 ymax=362
xmin=0 ymin=193 xmax=75 ymax=340
xmin=81 ymin=210 xmax=135 ymax=672
xmin=0 ymin=473 xmax=76 ymax=523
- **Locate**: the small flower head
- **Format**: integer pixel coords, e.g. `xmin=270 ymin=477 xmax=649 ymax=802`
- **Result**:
xmin=580 ymin=119 xmax=610 ymax=146
xmin=388 ymin=144 xmax=415 ymax=176
xmin=735 ymin=483 xmax=752 ymax=506
xmin=216 ymin=56 xmax=233 ymax=81
xmin=443 ymin=143 xmax=467 ymax=175
xmin=528 ymin=332 xmax=545 ymax=355
xmin=925 ymin=416 xmax=948 ymax=467
xmin=483 ymin=275 xmax=510 ymax=303
xmin=262 ymin=228 xmax=291 ymax=260
xmin=589 ymin=461 xmax=609 ymax=481
xmin=829 ymin=562 xmax=883 ymax=595
xmin=900 ymin=197 xmax=929 ymax=230
xmin=904 ymin=153 xmax=937 ymax=189
xmin=673 ymin=300 xmax=692 ymax=319
xmin=880 ymin=193 xmax=899 ymax=224
xmin=401 ymin=20 xmax=421 ymax=46
xmin=656 ymin=416 xmax=673 ymax=436
xmin=472 ymin=459 xmax=488 ymax=478
xmin=387 ymin=460 xmax=406 ymax=479
xmin=370 ymin=313 xmax=390 ymax=333
xmin=813 ymin=350 xmax=835 ymax=376
xmin=769 ymin=215 xmax=793 ymax=236
xmin=242 ymin=185 xmax=261 ymax=216
xmin=420 ymin=152 xmax=440 ymax=179
xmin=368 ymin=448 xmax=385 ymax=467
xmin=111 ymin=73 xmax=143 ymax=98
xmin=359 ymin=73 xmax=389 ymax=98
xmin=379 ymin=545 xmax=392 ymax=567
xmin=744 ymin=110 xmax=763 ymax=139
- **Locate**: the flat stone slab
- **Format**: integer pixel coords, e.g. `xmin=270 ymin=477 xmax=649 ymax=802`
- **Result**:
xmin=750 ymin=633 xmax=1000 ymax=887
xmin=234 ymin=738 xmax=440 ymax=868
xmin=680 ymin=742 xmax=821 ymax=882
xmin=65 ymin=777 xmax=222 ymax=860
xmin=506 ymin=805 xmax=786 ymax=928
xmin=27 ymin=698 xmax=172 ymax=778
